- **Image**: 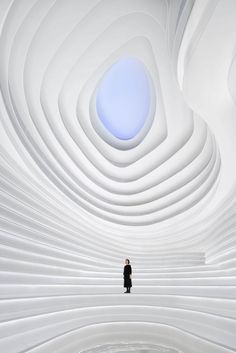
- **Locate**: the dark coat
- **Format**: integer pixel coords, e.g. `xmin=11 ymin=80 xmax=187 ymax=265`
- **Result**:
xmin=123 ymin=264 xmax=132 ymax=287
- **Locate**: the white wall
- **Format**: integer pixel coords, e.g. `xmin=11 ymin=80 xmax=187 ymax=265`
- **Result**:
xmin=0 ymin=1 xmax=235 ymax=352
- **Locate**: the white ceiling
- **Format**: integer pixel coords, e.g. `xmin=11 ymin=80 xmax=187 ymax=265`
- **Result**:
xmin=0 ymin=1 xmax=235 ymax=352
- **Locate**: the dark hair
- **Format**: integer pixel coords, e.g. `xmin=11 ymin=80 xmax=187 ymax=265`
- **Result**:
xmin=126 ymin=259 xmax=130 ymax=264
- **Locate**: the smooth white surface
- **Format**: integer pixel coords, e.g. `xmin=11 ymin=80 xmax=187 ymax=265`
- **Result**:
xmin=0 ymin=1 xmax=235 ymax=353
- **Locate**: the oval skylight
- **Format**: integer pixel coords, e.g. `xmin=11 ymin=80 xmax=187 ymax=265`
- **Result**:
xmin=96 ymin=57 xmax=153 ymax=140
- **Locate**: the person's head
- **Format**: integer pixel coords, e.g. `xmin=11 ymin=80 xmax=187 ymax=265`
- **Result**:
xmin=125 ymin=258 xmax=130 ymax=265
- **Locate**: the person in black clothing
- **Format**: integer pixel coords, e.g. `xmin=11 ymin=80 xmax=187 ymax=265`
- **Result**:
xmin=123 ymin=258 xmax=132 ymax=293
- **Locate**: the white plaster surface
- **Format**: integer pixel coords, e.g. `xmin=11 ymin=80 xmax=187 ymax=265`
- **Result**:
xmin=0 ymin=1 xmax=235 ymax=352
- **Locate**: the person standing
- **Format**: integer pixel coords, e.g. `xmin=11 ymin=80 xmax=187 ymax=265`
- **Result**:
xmin=123 ymin=258 xmax=132 ymax=293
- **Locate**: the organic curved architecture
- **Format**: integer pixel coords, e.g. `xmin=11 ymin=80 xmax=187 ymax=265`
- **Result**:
xmin=0 ymin=1 xmax=235 ymax=352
